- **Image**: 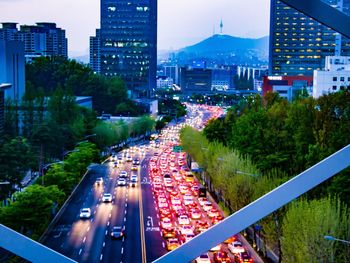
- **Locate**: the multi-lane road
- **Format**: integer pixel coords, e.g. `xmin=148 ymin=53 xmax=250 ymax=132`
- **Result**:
xmin=42 ymin=105 xmax=263 ymax=263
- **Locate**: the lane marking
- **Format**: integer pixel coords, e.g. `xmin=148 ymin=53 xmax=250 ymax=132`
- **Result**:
xmin=103 ymin=242 xmax=105 ymax=247
xmin=124 ymin=217 xmax=126 ymax=222
xmin=100 ymin=254 xmax=103 ymax=261
xmin=105 ymin=230 xmax=108 ymax=235
xmin=107 ymin=221 xmax=110 ymax=226
xmin=162 ymin=242 xmax=165 ymax=248
xmin=83 ymin=237 xmax=86 ymax=243
xmin=121 ymin=247 xmax=124 ymax=254
xmin=79 ymin=248 xmax=82 ymax=255
xmin=87 ymin=227 xmax=90 ymax=232
xmin=125 ymin=210 xmax=127 ymax=215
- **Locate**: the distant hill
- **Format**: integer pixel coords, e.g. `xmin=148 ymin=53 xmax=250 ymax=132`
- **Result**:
xmin=174 ymin=34 xmax=269 ymax=65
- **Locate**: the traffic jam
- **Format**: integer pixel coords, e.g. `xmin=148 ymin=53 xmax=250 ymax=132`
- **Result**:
xmin=149 ymin=107 xmax=254 ymax=263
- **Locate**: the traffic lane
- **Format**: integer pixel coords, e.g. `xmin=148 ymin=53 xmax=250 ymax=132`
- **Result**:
xmin=122 ymin=183 xmax=142 ymax=263
xmin=141 ymin=157 xmax=168 ymax=262
xmin=80 ymin=166 xmax=120 ymax=262
xmin=100 ymin=185 xmax=128 ymax=263
xmin=43 ymin=165 xmax=109 ymax=257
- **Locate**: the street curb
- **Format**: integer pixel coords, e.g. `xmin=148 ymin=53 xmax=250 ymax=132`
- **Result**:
xmin=38 ymin=168 xmax=91 ymax=244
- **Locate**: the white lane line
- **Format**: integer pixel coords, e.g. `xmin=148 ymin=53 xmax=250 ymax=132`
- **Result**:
xmin=103 ymin=242 xmax=106 ymax=247
xmin=96 ymin=204 xmax=99 ymax=208
xmin=124 ymin=210 xmax=127 ymax=215
xmin=87 ymin=226 xmax=90 ymax=232
xmin=94 ymin=211 xmax=97 ymax=214
xmin=125 ymin=203 xmax=128 ymax=208
xmin=91 ymin=218 xmax=94 ymax=223
xmin=159 ymin=232 xmax=162 ymax=237
xmin=79 ymin=248 xmax=83 ymax=255
xmin=83 ymin=237 xmax=86 ymax=243
xmin=121 ymin=247 xmax=124 ymax=254
xmin=107 ymin=221 xmax=110 ymax=226
xmin=105 ymin=230 xmax=108 ymax=235
xmin=162 ymin=242 xmax=165 ymax=248
xmin=109 ymin=213 xmax=112 ymax=218
xmin=100 ymin=254 xmax=103 ymax=261
xmin=122 ymin=236 xmax=125 ymax=242
xmin=124 ymin=216 xmax=126 ymax=222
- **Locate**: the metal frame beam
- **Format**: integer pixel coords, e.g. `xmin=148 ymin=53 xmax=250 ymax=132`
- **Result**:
xmin=154 ymin=144 xmax=350 ymax=263
xmin=0 ymin=224 xmax=77 ymax=263
xmin=280 ymin=0 xmax=350 ymax=39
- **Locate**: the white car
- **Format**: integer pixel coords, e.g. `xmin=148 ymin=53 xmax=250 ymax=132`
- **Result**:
xmin=119 ymin=171 xmax=128 ymax=178
xmin=171 ymin=197 xmax=182 ymax=205
xmin=161 ymin=218 xmax=173 ymax=229
xmin=202 ymin=201 xmax=213 ymax=212
xmin=228 ymin=241 xmax=245 ymax=254
xmin=117 ymin=178 xmax=127 ymax=186
xmin=102 ymin=193 xmax=112 ymax=202
xmin=195 ymin=253 xmax=211 ymax=263
xmin=198 ymin=197 xmax=208 ymax=206
xmin=210 ymin=243 xmax=221 ymax=252
xmin=79 ymin=208 xmax=91 ymax=219
xmin=184 ymin=233 xmax=195 ymax=242
xmin=180 ymin=225 xmax=194 ymax=235
xmin=184 ymin=194 xmax=194 ymax=206
xmin=178 ymin=215 xmax=190 ymax=225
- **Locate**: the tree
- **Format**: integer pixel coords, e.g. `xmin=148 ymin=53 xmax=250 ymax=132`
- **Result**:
xmin=0 ymin=185 xmax=65 ymax=238
xmin=282 ymin=197 xmax=350 ymax=263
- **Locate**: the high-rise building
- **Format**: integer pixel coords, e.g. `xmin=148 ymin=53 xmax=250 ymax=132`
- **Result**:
xmin=90 ymin=29 xmax=100 ymax=74
xmin=0 ymin=22 xmax=68 ymax=63
xmin=269 ymin=0 xmax=350 ymax=76
xmin=0 ymin=40 xmax=25 ymax=102
xmin=91 ymin=0 xmax=157 ymax=98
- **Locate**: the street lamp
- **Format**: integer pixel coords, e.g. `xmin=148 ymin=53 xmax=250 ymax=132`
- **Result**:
xmin=217 ymin=157 xmax=259 ymax=177
xmin=324 ymin=235 xmax=350 ymax=244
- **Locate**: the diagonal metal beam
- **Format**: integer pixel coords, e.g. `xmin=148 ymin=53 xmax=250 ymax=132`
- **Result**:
xmin=0 ymin=224 xmax=77 ymax=263
xmin=280 ymin=0 xmax=350 ymax=39
xmin=154 ymin=144 xmax=350 ymax=263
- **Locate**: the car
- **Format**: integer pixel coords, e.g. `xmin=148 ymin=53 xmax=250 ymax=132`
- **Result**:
xmin=202 ymin=201 xmax=213 ymax=212
xmin=178 ymin=215 xmax=190 ymax=225
xmin=126 ymin=156 xmax=132 ymax=162
xmin=166 ymin=238 xmax=180 ymax=251
xmin=180 ymin=225 xmax=194 ymax=235
xmin=113 ymin=161 xmax=118 ymax=168
xmin=132 ymin=159 xmax=140 ymax=165
xmin=131 ymin=165 xmax=138 ymax=171
xmin=95 ymin=177 xmax=103 ymax=185
xmin=224 ymin=235 xmax=237 ymax=244
xmin=228 ymin=241 xmax=245 ymax=254
xmin=119 ymin=170 xmax=128 ymax=178
xmin=117 ymin=178 xmax=127 ymax=186
xmin=198 ymin=197 xmax=208 ymax=206
xmin=183 ymin=233 xmax=195 ymax=243
xmin=110 ymin=226 xmax=125 ymax=239
xmin=195 ymin=253 xmax=211 ymax=263
xmin=190 ymin=209 xmax=202 ymax=220
xmin=213 ymin=251 xmax=231 ymax=263
xmin=102 ymin=193 xmax=112 ymax=202
xmin=171 ymin=197 xmax=182 ymax=205
xmin=79 ymin=208 xmax=91 ymax=219
xmin=207 ymin=208 xmax=220 ymax=218
xmin=184 ymin=194 xmax=194 ymax=206
xmin=210 ymin=243 xmax=221 ymax=252
xmin=130 ymin=176 xmax=138 ymax=187
xmin=234 ymin=252 xmax=253 ymax=263
xmin=161 ymin=217 xmax=173 ymax=229
xmin=161 ymin=228 xmax=176 ymax=239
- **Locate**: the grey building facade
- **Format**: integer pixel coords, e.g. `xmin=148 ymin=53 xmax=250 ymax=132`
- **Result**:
xmin=91 ymin=0 xmax=157 ymax=98
xmin=269 ymin=0 xmax=350 ymax=76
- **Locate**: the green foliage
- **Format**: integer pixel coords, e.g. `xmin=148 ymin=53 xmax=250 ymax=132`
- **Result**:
xmin=159 ymin=99 xmax=187 ymax=117
xmin=0 ymin=137 xmax=35 ymax=199
xmin=0 ymin=185 xmax=65 ymax=238
xmin=282 ymin=197 xmax=350 ymax=263
xmin=25 ymin=56 xmax=141 ymax=115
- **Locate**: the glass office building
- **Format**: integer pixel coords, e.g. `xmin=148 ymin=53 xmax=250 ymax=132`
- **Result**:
xmin=269 ymin=0 xmax=350 ymax=76
xmin=92 ymin=0 xmax=157 ymax=98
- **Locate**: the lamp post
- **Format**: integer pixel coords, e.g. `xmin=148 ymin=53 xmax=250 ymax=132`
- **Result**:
xmin=324 ymin=235 xmax=350 ymax=244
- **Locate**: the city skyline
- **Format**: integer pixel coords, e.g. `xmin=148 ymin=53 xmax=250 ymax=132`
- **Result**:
xmin=0 ymin=0 xmax=270 ymax=57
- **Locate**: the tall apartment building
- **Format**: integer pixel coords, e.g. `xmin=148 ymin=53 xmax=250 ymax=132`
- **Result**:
xmin=0 ymin=22 xmax=68 ymax=62
xmin=90 ymin=29 xmax=100 ymax=74
xmin=90 ymin=0 xmax=157 ymax=98
xmin=269 ymin=0 xmax=350 ymax=76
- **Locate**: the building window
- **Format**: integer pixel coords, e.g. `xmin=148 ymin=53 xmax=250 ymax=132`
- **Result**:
xmin=340 ymin=77 xmax=345 ymax=82
xmin=332 ymin=85 xmax=337 ymax=90
xmin=333 ymin=77 xmax=337 ymax=81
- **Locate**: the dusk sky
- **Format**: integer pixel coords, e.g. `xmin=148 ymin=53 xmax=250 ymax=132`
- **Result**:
xmin=1 ymin=0 xmax=270 ymax=57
